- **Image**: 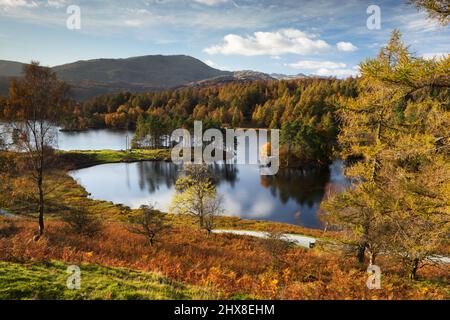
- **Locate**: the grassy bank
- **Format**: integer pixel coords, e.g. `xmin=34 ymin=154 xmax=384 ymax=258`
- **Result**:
xmin=0 ymin=260 xmax=215 ymax=300
xmin=58 ymin=149 xmax=171 ymax=169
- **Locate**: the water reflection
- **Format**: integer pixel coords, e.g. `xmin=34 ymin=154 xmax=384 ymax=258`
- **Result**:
xmin=70 ymin=160 xmax=348 ymax=229
xmin=136 ymin=161 xmax=180 ymax=193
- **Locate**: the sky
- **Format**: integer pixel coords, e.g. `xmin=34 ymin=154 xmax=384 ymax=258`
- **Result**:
xmin=0 ymin=0 xmax=449 ymax=77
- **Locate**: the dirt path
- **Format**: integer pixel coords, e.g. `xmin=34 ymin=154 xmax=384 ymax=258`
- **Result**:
xmin=0 ymin=209 xmax=17 ymax=219
xmin=212 ymin=229 xmax=316 ymax=249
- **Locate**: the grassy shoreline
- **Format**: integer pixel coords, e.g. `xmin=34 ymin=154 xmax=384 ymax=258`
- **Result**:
xmin=58 ymin=149 xmax=172 ymax=169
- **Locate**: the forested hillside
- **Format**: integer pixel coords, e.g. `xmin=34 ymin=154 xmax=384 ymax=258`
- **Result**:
xmin=48 ymin=78 xmax=358 ymax=167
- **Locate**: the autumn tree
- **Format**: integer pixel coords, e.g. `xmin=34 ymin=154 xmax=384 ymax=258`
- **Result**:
xmin=280 ymin=122 xmax=298 ymax=167
xmin=321 ymin=31 xmax=449 ymax=278
xmin=127 ymin=204 xmax=167 ymax=246
xmin=7 ymin=61 xmax=70 ymax=240
xmin=132 ymin=114 xmax=167 ymax=149
xmin=409 ymin=0 xmax=450 ymax=25
xmin=382 ymin=158 xmax=449 ymax=279
xmin=322 ymin=34 xmax=405 ymax=262
xmin=170 ymin=164 xmax=223 ymax=230
xmin=322 ymin=184 xmax=392 ymax=265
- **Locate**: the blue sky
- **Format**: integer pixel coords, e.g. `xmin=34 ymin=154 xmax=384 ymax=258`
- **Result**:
xmin=0 ymin=0 xmax=449 ymax=77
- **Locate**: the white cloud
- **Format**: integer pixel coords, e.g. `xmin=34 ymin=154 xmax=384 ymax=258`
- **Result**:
xmin=287 ymin=60 xmax=359 ymax=78
xmin=0 ymin=0 xmax=37 ymax=8
xmin=422 ymin=52 xmax=448 ymax=60
xmin=193 ymin=0 xmax=230 ymax=5
xmin=124 ymin=19 xmax=145 ymax=27
xmin=204 ymin=28 xmax=330 ymax=56
xmin=336 ymin=41 xmax=358 ymax=52
xmin=203 ymin=59 xmax=229 ymax=70
xmin=405 ymin=16 xmax=440 ymax=32
xmin=287 ymin=60 xmax=347 ymax=70
xmin=204 ymin=59 xmax=217 ymax=67
xmin=315 ymin=67 xmax=358 ymax=77
xmin=246 ymin=196 xmax=275 ymax=218
xmin=46 ymin=0 xmax=66 ymax=8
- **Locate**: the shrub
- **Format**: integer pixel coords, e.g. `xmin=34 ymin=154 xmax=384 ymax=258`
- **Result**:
xmin=127 ymin=204 xmax=167 ymax=246
xmin=0 ymin=217 xmax=20 ymax=237
xmin=62 ymin=207 xmax=102 ymax=236
xmin=261 ymin=232 xmax=295 ymax=267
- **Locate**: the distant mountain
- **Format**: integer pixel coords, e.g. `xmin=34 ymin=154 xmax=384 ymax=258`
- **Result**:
xmin=0 ymin=60 xmax=25 ymax=77
xmin=54 ymin=55 xmax=234 ymax=99
xmin=233 ymin=70 xmax=275 ymax=81
xmin=186 ymin=70 xmax=275 ymax=88
xmin=54 ymin=55 xmax=230 ymax=86
xmin=0 ymin=60 xmax=26 ymax=96
xmin=0 ymin=55 xmax=232 ymax=99
xmin=270 ymin=73 xmax=308 ymax=80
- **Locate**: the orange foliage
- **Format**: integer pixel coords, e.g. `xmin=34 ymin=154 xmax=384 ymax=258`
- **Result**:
xmin=0 ymin=219 xmax=448 ymax=300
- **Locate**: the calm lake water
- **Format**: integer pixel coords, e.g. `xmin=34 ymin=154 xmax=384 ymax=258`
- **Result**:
xmin=56 ymin=129 xmax=133 ymax=151
xmin=0 ymin=122 xmax=132 ymax=151
xmin=70 ymin=160 xmax=349 ymax=229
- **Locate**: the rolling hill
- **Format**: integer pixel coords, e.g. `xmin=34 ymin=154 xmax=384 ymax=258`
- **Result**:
xmin=0 ymin=55 xmax=233 ymax=99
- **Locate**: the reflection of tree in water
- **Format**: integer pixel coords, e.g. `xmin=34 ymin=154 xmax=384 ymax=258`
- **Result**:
xmin=209 ymin=163 xmax=239 ymax=187
xmin=260 ymin=167 xmax=331 ymax=208
xmin=137 ymin=161 xmax=181 ymax=193
xmin=135 ymin=161 xmax=332 ymax=210
xmin=136 ymin=161 xmax=239 ymax=193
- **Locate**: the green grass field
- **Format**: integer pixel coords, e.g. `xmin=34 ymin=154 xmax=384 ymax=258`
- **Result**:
xmin=0 ymin=260 xmax=215 ymax=300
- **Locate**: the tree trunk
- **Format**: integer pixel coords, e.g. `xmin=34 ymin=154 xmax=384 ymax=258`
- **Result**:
xmin=357 ymin=224 xmax=370 ymax=263
xmin=369 ymin=251 xmax=376 ymax=266
xmin=356 ymin=242 xmax=366 ymax=263
xmin=286 ymin=143 xmax=291 ymax=167
xmin=34 ymin=174 xmax=45 ymax=241
xmin=199 ymin=214 xmax=204 ymax=228
xmin=408 ymin=258 xmax=420 ymax=280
